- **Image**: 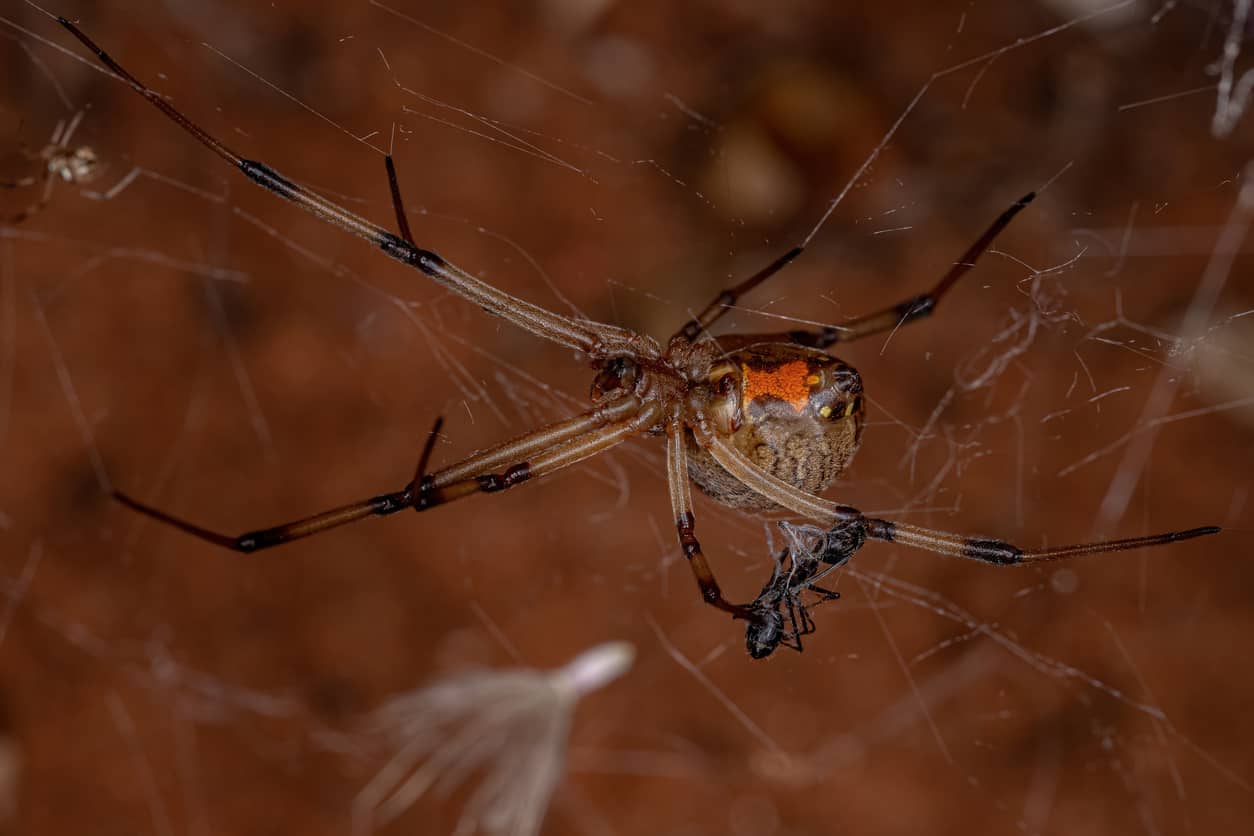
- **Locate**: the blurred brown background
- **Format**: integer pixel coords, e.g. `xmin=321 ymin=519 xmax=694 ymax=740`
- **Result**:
xmin=1 ymin=0 xmax=1252 ymax=834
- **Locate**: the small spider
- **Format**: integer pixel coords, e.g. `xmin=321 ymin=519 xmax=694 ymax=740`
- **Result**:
xmin=1 ymin=110 xmax=98 ymax=224
xmin=58 ymin=19 xmax=1220 ymax=645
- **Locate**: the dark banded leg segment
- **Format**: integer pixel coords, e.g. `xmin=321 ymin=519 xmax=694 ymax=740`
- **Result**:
xmin=676 ymin=246 xmax=803 ymax=342
xmin=862 ymin=518 xmax=1221 ymax=565
xmin=406 ymin=404 xmax=661 ymax=511
xmin=113 ymin=415 xmax=446 ymax=552
xmin=112 ymin=488 xmax=413 ymax=552
xmin=110 ymin=397 xmax=639 ymax=551
xmin=58 ymin=17 xmax=637 ymax=359
xmin=383 ymin=155 xmax=415 ymax=245
xmin=715 ymin=193 xmax=1036 ymax=353
xmin=113 ymin=401 xmax=656 ymax=553
xmin=666 ymin=422 xmax=753 ymax=618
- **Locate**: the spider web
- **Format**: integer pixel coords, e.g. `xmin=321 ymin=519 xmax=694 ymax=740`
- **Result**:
xmin=1 ymin=1 xmax=1252 ymax=835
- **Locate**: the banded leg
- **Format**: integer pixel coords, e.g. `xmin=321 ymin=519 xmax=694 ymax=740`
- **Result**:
xmin=701 ymin=432 xmax=1221 ymax=566
xmin=665 ymin=422 xmax=753 ymax=618
xmin=383 ymin=155 xmax=415 ymax=245
xmin=417 ymin=400 xmax=660 ymax=509
xmin=702 ymin=435 xmax=860 ymax=526
xmin=716 ymin=193 xmax=1035 ymax=352
xmin=114 ymin=395 xmax=649 ymax=552
xmin=114 ymin=414 xmax=448 ymax=551
xmin=675 ymin=246 xmax=803 ymax=342
xmin=863 ymin=518 xmax=1221 ymax=565
xmin=58 ymin=17 xmax=642 ymax=359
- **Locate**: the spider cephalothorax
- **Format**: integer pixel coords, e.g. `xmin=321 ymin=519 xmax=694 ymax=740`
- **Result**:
xmin=62 ymin=16 xmax=1219 ymax=657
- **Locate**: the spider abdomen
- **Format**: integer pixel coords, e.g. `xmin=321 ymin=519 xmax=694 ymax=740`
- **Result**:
xmin=687 ymin=344 xmax=864 ymax=511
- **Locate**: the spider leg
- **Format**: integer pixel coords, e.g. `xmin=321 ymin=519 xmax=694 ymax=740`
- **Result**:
xmin=383 ymin=155 xmax=415 ymax=245
xmin=713 ymin=193 xmax=1035 ymax=352
xmin=60 ymin=110 xmax=87 ymax=147
xmin=419 ymin=400 xmax=658 ymax=508
xmin=114 ymin=396 xmax=652 ymax=552
xmin=675 ymin=246 xmax=803 ymax=342
xmin=702 ymin=435 xmax=858 ymax=526
xmin=0 ymin=175 xmax=38 ymax=189
xmin=702 ymin=434 xmax=1220 ymax=564
xmin=4 ymin=170 xmax=55 ymax=225
xmin=114 ymin=413 xmax=447 ymax=550
xmin=408 ymin=415 xmax=443 ymax=486
xmin=58 ymin=18 xmax=645 ymax=360
xmin=112 ymin=488 xmax=409 ymax=552
xmin=666 ymin=422 xmax=754 ymax=618
xmin=861 ymin=517 xmax=1221 ymax=565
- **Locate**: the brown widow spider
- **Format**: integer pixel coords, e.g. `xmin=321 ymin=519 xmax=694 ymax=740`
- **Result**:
xmin=1 ymin=110 xmax=99 ymax=224
xmin=57 ymin=17 xmax=1219 ymax=650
